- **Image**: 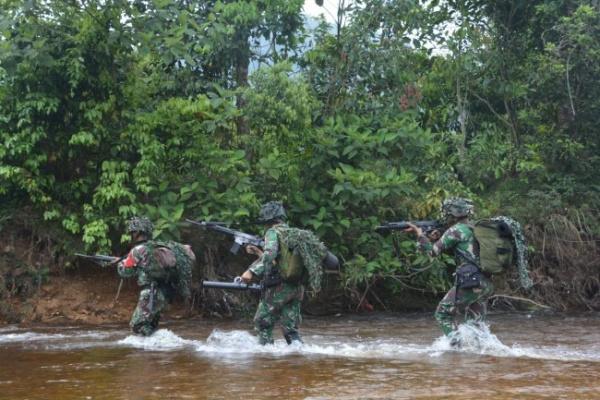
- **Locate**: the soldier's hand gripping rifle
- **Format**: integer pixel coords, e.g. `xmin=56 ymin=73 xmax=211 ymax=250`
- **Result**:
xmin=375 ymin=220 xmax=444 ymax=236
xmin=186 ymin=218 xmax=340 ymax=269
xmin=375 ymin=220 xmax=444 ymax=259
xmin=202 ymin=277 xmax=263 ymax=292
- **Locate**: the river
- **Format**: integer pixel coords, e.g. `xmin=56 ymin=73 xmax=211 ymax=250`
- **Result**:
xmin=1 ymin=313 xmax=599 ymax=399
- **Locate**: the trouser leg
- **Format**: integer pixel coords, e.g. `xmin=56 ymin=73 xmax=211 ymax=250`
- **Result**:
xmin=434 ymin=287 xmax=458 ymax=336
xmin=281 ymin=297 xmax=302 ymax=344
xmin=434 ymin=279 xmax=495 ymax=337
xmin=130 ymin=286 xmax=166 ymax=336
xmin=463 ymin=279 xmax=494 ymax=326
xmin=254 ymin=299 xmax=275 ymax=345
xmin=253 ymin=284 xmax=303 ymax=345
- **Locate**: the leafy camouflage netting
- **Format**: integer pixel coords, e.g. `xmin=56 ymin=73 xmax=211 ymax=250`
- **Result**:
xmin=145 ymin=240 xmax=195 ymax=299
xmin=169 ymin=242 xmax=195 ymax=300
xmin=492 ymin=216 xmax=533 ymax=290
xmin=276 ymin=227 xmax=327 ymax=294
xmin=127 ymin=216 xmax=154 ymax=234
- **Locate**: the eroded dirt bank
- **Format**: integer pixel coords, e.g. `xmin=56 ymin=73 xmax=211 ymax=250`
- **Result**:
xmin=0 ymin=267 xmax=192 ymax=325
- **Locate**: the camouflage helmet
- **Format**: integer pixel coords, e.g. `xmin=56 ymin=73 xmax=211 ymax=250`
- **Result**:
xmin=257 ymin=201 xmax=287 ymax=224
xmin=127 ymin=216 xmax=154 ymax=235
xmin=441 ymin=197 xmax=474 ymax=219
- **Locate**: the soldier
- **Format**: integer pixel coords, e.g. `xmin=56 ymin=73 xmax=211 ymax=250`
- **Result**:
xmin=240 ymin=201 xmax=304 ymax=345
xmin=403 ymin=197 xmax=493 ymax=343
xmin=118 ymin=217 xmax=195 ymax=336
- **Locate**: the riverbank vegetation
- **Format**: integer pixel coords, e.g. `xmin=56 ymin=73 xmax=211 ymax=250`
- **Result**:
xmin=1 ymin=0 xmax=599 ymax=320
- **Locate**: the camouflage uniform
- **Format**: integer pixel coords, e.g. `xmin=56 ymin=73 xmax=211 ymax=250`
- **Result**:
xmin=417 ymin=198 xmax=494 ymax=337
xmin=117 ymin=217 xmax=194 ymax=336
xmin=249 ymin=222 xmax=304 ymax=345
xmin=118 ymin=243 xmax=170 ymax=336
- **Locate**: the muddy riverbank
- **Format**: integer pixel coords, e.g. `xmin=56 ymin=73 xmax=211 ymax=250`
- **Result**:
xmin=0 ymin=267 xmax=192 ymax=325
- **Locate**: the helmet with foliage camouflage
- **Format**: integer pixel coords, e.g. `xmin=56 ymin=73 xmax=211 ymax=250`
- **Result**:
xmin=127 ymin=216 xmax=154 ymax=235
xmin=257 ymin=201 xmax=287 ymax=224
xmin=441 ymin=197 xmax=474 ymax=219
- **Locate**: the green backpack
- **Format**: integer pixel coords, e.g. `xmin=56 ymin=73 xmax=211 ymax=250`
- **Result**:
xmin=473 ymin=219 xmax=513 ymax=274
xmin=473 ymin=216 xmax=533 ymax=289
xmin=274 ymin=226 xmax=327 ymax=293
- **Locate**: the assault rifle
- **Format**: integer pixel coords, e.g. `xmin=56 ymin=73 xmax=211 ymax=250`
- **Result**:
xmin=75 ymin=253 xmax=126 ymax=303
xmin=186 ymin=218 xmax=340 ymax=269
xmin=185 ymin=219 xmax=264 ymax=255
xmin=75 ymin=253 xmax=124 ymax=267
xmin=375 ymin=220 xmax=444 ymax=235
xmin=202 ymin=278 xmax=262 ymax=292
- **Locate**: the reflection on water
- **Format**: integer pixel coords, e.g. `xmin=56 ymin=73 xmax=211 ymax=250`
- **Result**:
xmin=1 ymin=314 xmax=600 ymax=399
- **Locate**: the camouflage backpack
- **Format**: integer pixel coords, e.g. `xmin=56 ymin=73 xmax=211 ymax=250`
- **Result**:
xmin=473 ymin=216 xmax=533 ymax=289
xmin=274 ymin=226 xmax=327 ymax=293
xmin=143 ymin=240 xmax=196 ymax=299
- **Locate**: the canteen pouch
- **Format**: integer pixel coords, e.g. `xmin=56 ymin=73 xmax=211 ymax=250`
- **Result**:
xmin=456 ymin=263 xmax=482 ymax=289
xmin=262 ymin=271 xmax=282 ymax=288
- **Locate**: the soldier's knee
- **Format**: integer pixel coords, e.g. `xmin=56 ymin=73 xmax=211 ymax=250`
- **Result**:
xmin=435 ymin=304 xmax=453 ymax=321
xmin=433 ymin=310 xmax=444 ymax=323
xmin=255 ymin=316 xmax=272 ymax=330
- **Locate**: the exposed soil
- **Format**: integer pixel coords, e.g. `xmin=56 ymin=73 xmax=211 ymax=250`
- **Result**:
xmin=1 ymin=266 xmax=192 ymax=325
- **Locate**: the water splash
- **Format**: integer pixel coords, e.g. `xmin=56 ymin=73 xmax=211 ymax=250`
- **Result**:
xmin=190 ymin=324 xmax=600 ymax=363
xmin=0 ymin=325 xmax=20 ymax=334
xmin=3 ymin=321 xmax=600 ymax=363
xmin=428 ymin=322 xmax=600 ymax=362
xmin=118 ymin=329 xmax=194 ymax=351
xmin=430 ymin=323 xmax=513 ymax=355
xmin=0 ymin=330 xmax=111 ymax=344
xmin=193 ymin=329 xmax=432 ymax=360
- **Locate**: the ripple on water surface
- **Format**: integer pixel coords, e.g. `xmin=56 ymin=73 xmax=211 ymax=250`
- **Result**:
xmin=2 ymin=315 xmax=600 ymax=399
xmin=2 ymin=315 xmax=600 ymax=364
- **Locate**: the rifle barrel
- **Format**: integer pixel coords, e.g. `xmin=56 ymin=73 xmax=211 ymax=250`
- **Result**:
xmin=186 ymin=219 xmax=264 ymax=248
xmin=75 ymin=253 xmax=120 ymax=261
xmin=375 ymin=220 xmax=442 ymax=233
xmin=202 ymin=280 xmax=262 ymax=292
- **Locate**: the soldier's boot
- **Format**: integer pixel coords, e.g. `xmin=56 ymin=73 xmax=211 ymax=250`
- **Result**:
xmin=139 ymin=326 xmax=153 ymax=337
xmin=258 ymin=335 xmax=274 ymax=345
xmin=132 ymin=322 xmax=156 ymax=337
xmin=449 ymin=334 xmax=462 ymax=348
xmin=284 ymin=331 xmax=303 ymax=345
xmin=256 ymin=318 xmax=274 ymax=345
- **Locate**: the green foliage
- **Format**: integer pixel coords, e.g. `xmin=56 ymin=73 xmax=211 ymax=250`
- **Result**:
xmin=1 ymin=0 xmax=599 ymax=310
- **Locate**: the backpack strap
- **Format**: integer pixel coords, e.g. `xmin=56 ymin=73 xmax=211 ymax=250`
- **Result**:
xmin=454 ymin=224 xmax=480 ymax=267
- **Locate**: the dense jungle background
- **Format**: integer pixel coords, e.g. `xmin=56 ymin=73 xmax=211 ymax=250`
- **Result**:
xmin=1 ymin=0 xmax=599 ymax=323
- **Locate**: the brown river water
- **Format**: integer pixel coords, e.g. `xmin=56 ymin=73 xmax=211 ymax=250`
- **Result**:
xmin=1 ymin=313 xmax=600 ymax=399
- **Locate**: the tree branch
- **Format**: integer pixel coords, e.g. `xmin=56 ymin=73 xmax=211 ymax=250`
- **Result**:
xmin=566 ymin=52 xmax=576 ymax=117
xmin=490 ymin=294 xmax=552 ymax=310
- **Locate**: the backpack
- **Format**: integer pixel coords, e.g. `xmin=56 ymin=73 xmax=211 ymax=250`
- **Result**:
xmin=144 ymin=240 xmax=196 ymax=299
xmin=473 ymin=216 xmax=533 ymax=289
xmin=473 ymin=219 xmax=513 ymax=274
xmin=274 ymin=226 xmax=327 ymax=293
